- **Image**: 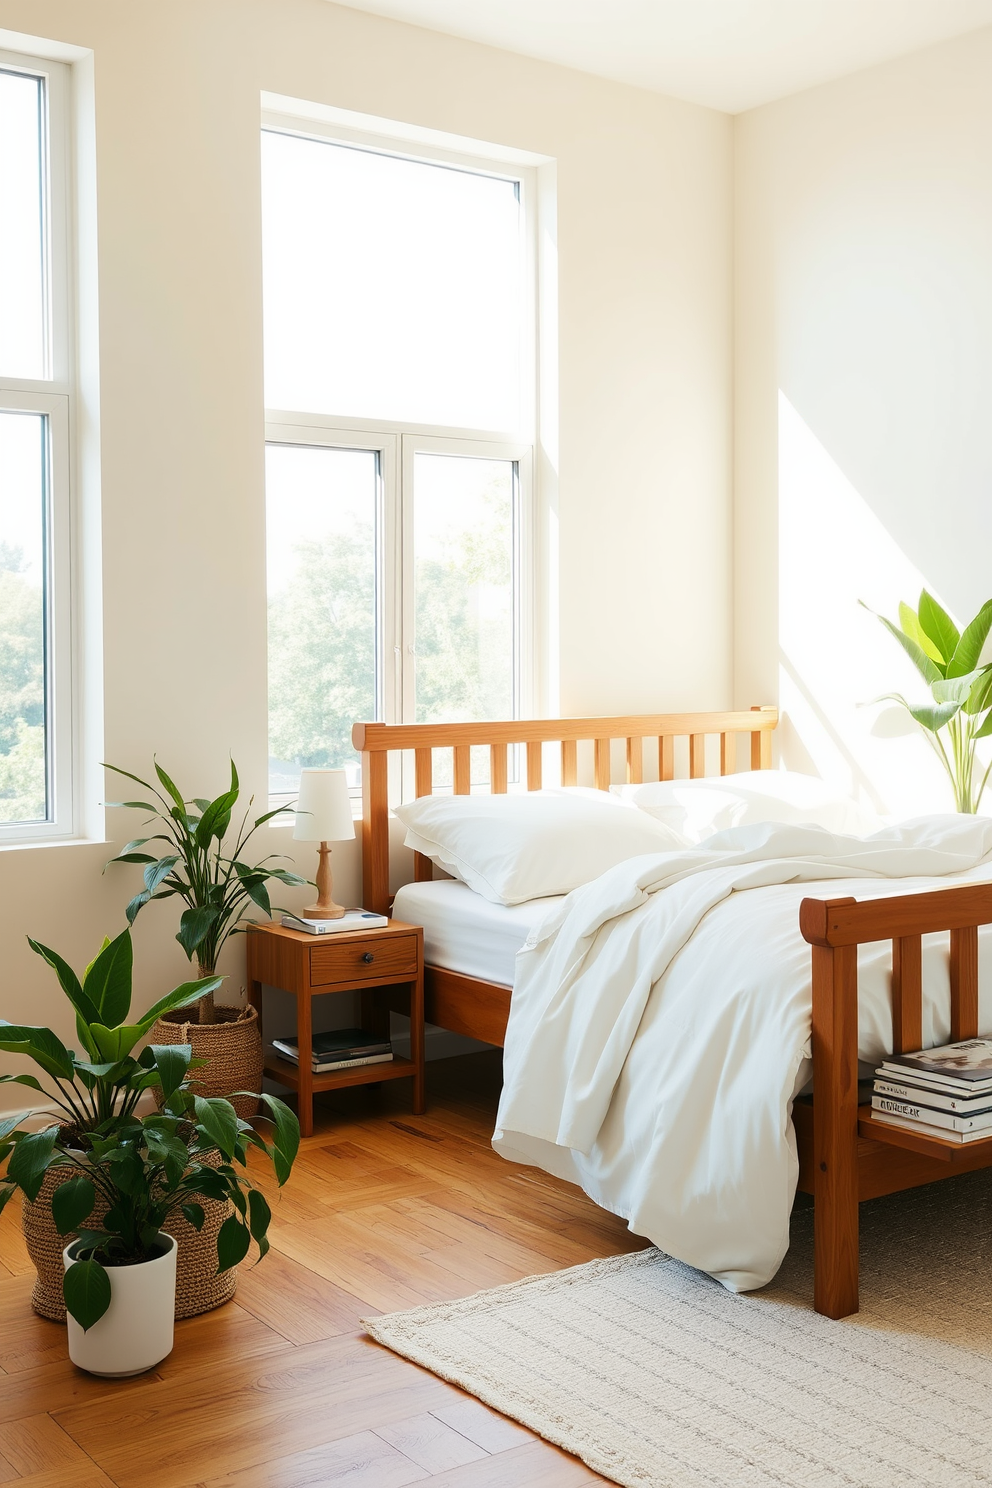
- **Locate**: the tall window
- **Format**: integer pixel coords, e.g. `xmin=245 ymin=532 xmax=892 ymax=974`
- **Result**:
xmin=0 ymin=52 xmax=72 ymax=842
xmin=262 ymin=118 xmax=534 ymax=796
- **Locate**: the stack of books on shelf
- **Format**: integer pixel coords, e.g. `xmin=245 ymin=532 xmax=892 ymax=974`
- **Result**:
xmin=272 ymin=1027 xmax=393 ymax=1074
xmin=872 ymin=1038 xmax=992 ymax=1143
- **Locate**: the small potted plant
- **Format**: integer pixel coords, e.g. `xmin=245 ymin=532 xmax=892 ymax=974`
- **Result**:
xmin=0 ymin=927 xmax=290 ymax=1321
xmin=0 ymin=1048 xmax=298 ymax=1376
xmin=103 ymin=758 xmax=308 ymax=1112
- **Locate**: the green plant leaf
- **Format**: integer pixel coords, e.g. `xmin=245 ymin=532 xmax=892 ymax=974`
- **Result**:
xmin=153 ymin=760 xmax=186 ymax=812
xmin=149 ymin=1044 xmax=192 ymax=1101
xmin=195 ymin=765 xmax=240 ymax=848
xmin=138 ymin=976 xmax=224 ymax=1031
xmin=81 ymin=928 xmax=133 ymax=1028
xmin=63 ymin=1257 xmax=112 ymax=1331
xmin=963 ymin=668 xmax=992 ymax=717
xmin=931 ymin=671 xmax=984 ymax=705
xmin=918 ymin=590 xmax=960 ymax=666
xmin=52 ymin=1176 xmax=96 ymax=1236
xmin=216 ymin=1214 xmax=252 ymax=1273
xmin=7 ymin=1127 xmax=58 ymax=1201
xmin=898 ymin=602 xmax=943 ymax=664
xmin=0 ymin=1186 xmax=16 ymax=1219
xmin=236 ymin=870 xmax=271 ymax=917
xmin=176 ymin=906 xmax=219 ymax=960
xmin=875 ymin=612 xmax=944 ymax=684
xmin=0 ymin=1023 xmax=74 ymax=1080
xmin=907 ymin=701 xmax=961 ymax=733
xmin=250 ymin=1093 xmax=300 ymax=1185
xmin=181 ymin=1202 xmax=205 ymax=1231
xmin=976 ymin=712 xmax=992 ymax=739
xmin=948 ymin=600 xmax=992 ymax=677
xmin=26 ymin=940 xmax=104 ymax=1032
xmin=111 ymin=852 xmax=157 ymax=865
xmin=143 ymin=856 xmax=180 ymax=895
xmin=194 ymin=1096 xmax=239 ymax=1159
xmin=0 ymin=1073 xmax=45 ymax=1094
xmin=247 ymin=1187 xmax=271 ymax=1244
xmin=125 ymin=890 xmax=151 ymax=924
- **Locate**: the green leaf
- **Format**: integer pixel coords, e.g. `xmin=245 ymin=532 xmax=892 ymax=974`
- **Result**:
xmin=81 ymin=928 xmax=133 ymax=1028
xmin=63 ymin=1257 xmax=112 ymax=1331
xmin=138 ymin=976 xmax=224 ymax=1032
xmin=964 ymin=668 xmax=992 ymax=717
xmin=176 ymin=906 xmax=219 ymax=960
xmin=907 ymin=701 xmax=961 ymax=733
xmin=975 ymin=712 xmax=992 ymax=739
xmin=7 ymin=1127 xmax=58 ymax=1201
xmin=898 ymin=602 xmax=944 ymax=665
xmin=144 ymin=856 xmax=180 ymax=895
xmin=918 ymin=590 xmax=960 ymax=666
xmin=184 ymin=1167 xmax=230 ymax=1202
xmin=948 ymin=599 xmax=992 ymax=677
xmin=216 ymin=1215 xmax=252 ymax=1273
xmin=0 ymin=1022 xmax=73 ymax=1080
xmin=0 ymin=1186 xmax=16 ymax=1219
xmin=250 ymin=1093 xmax=300 ymax=1185
xmin=125 ymin=890 xmax=151 ymax=925
xmin=236 ymin=870 xmax=271 ymax=917
xmin=194 ymin=1096 xmax=239 ymax=1159
xmin=111 ymin=852 xmax=156 ymax=865
xmin=149 ymin=1044 xmax=192 ymax=1101
xmin=26 ymin=940 xmax=104 ymax=1031
xmin=181 ymin=1202 xmax=205 ymax=1231
xmin=931 ymin=670 xmax=984 ymax=705
xmin=875 ymin=612 xmax=944 ymax=685
xmin=0 ymin=1112 xmax=24 ymax=1142
xmin=52 ymin=1176 xmax=96 ymax=1236
xmin=253 ymin=805 xmax=294 ymax=828
xmin=153 ymin=760 xmax=186 ymax=812
xmin=195 ymin=765 xmax=240 ymax=848
xmin=247 ymin=1187 xmax=271 ymax=1244
xmin=90 ymin=1022 xmax=143 ymax=1062
xmin=104 ymin=799 xmax=161 ymax=813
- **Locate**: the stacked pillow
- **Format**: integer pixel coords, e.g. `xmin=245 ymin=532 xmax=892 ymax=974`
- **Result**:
xmin=612 ymin=770 xmax=881 ymax=844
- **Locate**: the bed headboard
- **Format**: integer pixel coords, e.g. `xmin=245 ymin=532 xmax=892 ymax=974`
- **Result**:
xmin=351 ymin=707 xmax=777 ymax=915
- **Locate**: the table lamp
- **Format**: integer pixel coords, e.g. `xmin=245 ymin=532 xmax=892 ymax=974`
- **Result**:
xmin=293 ymin=768 xmax=355 ymax=919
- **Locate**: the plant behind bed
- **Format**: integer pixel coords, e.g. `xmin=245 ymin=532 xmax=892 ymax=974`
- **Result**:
xmin=868 ymin=590 xmax=992 ymax=813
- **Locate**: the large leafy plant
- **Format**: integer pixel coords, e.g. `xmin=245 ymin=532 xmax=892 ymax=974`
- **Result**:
xmin=104 ymin=758 xmax=307 ymax=1023
xmin=0 ymin=931 xmax=299 ymax=1330
xmin=869 ymin=590 xmax=992 ymax=813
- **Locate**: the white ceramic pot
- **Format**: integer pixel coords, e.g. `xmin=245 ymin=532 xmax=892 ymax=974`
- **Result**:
xmin=63 ymin=1233 xmax=177 ymax=1377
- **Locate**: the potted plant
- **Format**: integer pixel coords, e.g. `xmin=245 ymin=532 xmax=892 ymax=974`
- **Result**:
xmin=103 ymin=758 xmax=307 ymax=1112
xmin=868 ymin=591 xmax=992 ymax=811
xmin=0 ymin=927 xmax=270 ymax=1320
xmin=0 ymin=1044 xmax=298 ymax=1376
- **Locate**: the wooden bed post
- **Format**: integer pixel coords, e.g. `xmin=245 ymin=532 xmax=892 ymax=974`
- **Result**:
xmin=360 ymin=743 xmax=389 ymax=915
xmin=804 ymin=897 xmax=860 ymax=1319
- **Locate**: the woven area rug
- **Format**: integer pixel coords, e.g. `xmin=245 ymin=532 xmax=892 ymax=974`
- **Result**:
xmin=365 ymin=1170 xmax=992 ymax=1488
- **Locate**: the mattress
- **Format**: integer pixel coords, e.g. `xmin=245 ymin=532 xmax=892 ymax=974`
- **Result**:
xmin=392 ymin=879 xmax=563 ymax=986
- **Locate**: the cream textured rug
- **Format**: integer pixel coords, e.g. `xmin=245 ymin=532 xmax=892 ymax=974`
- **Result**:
xmin=365 ymin=1171 xmax=992 ymax=1487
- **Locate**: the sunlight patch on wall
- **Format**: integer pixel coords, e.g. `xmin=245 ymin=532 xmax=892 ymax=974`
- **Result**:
xmin=778 ymin=391 xmax=972 ymax=819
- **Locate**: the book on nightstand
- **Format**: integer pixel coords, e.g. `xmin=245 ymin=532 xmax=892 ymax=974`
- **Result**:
xmin=281 ymin=911 xmax=389 ymax=934
xmin=272 ymin=1027 xmax=393 ymax=1073
xmin=871 ymin=1038 xmax=992 ymax=1143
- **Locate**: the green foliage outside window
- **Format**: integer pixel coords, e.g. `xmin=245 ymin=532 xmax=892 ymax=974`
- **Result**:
xmin=0 ymin=542 xmax=45 ymax=823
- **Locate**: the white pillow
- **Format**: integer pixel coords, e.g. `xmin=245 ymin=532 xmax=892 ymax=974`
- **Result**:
xmin=612 ymin=770 xmax=881 ymax=844
xmin=394 ymin=789 xmax=686 ymax=905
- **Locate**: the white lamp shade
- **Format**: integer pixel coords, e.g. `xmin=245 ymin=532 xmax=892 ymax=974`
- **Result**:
xmin=293 ymin=769 xmax=355 ymax=843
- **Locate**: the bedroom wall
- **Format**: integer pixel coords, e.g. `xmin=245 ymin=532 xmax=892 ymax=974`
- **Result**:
xmin=734 ymin=25 xmax=992 ymax=818
xmin=0 ymin=0 xmax=733 ymax=1111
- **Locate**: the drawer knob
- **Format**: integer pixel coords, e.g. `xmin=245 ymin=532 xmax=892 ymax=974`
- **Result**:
xmin=362 ymin=951 xmax=375 ymax=964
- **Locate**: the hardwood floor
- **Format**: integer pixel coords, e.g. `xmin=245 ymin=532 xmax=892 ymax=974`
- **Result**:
xmin=0 ymin=1052 xmax=647 ymax=1487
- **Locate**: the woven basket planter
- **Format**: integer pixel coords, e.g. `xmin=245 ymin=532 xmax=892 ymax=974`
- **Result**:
xmin=23 ymin=1152 xmax=237 ymax=1323
xmin=151 ymin=1004 xmax=262 ymax=1121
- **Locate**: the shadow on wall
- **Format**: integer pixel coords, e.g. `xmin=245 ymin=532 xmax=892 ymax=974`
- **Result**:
xmin=777 ymin=392 xmax=989 ymax=820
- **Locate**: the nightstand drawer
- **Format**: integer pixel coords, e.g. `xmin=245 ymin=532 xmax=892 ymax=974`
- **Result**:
xmin=310 ymin=934 xmax=420 ymax=986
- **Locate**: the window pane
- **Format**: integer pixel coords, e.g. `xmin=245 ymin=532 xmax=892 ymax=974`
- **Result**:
xmin=414 ymin=453 xmax=515 ymax=729
xmin=266 ymin=444 xmax=378 ymax=796
xmin=0 ymin=410 xmax=47 ymax=823
xmin=0 ymin=70 xmax=46 ymax=379
xmin=262 ymin=133 xmax=522 ymax=430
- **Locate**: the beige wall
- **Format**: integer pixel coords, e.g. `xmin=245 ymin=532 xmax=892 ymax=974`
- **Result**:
xmin=735 ymin=25 xmax=992 ymax=816
xmin=0 ymin=0 xmax=734 ymax=1108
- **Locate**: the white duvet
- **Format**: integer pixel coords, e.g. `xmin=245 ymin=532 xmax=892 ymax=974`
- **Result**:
xmin=493 ymin=816 xmax=992 ymax=1292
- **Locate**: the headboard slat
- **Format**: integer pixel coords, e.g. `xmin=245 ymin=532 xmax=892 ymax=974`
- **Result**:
xmin=491 ymin=742 xmax=508 ymax=794
xmin=561 ymin=739 xmax=577 ymax=787
xmin=626 ymin=736 xmax=642 ymax=785
xmin=526 ymin=741 xmax=543 ymax=791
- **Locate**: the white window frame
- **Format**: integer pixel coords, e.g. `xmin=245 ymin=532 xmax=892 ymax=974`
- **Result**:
xmin=262 ymin=113 xmax=540 ymax=803
xmin=0 ymin=49 xmax=75 ymax=844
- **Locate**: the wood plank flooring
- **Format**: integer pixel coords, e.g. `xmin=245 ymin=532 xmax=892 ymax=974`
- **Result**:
xmin=0 ymin=1052 xmax=647 ymax=1487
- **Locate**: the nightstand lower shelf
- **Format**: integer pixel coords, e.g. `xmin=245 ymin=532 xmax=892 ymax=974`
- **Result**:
xmin=263 ymin=1047 xmax=418 ymax=1094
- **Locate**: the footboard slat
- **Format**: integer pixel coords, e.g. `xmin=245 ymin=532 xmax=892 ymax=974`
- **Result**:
xmin=891 ymin=935 xmax=922 ymax=1054
xmin=950 ymin=925 xmax=979 ymax=1042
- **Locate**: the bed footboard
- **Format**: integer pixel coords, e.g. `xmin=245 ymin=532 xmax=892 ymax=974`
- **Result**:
xmin=799 ymin=884 xmax=992 ymax=1319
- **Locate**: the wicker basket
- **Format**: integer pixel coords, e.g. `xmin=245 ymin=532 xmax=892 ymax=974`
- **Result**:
xmin=151 ymin=1004 xmax=262 ymax=1121
xmin=23 ymin=1153 xmax=237 ymax=1322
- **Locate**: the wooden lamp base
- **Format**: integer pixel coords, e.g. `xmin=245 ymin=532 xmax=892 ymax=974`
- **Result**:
xmin=304 ymin=842 xmax=346 ymax=919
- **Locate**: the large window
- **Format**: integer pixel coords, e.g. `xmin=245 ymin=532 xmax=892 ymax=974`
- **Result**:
xmin=0 ymin=52 xmax=72 ymax=841
xmin=262 ymin=118 xmax=534 ymax=796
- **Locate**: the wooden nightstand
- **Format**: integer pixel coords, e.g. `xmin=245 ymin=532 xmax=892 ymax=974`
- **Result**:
xmin=246 ymin=919 xmax=425 ymax=1137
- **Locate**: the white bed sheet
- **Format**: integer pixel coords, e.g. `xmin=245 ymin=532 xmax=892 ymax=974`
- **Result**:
xmin=392 ymin=879 xmax=562 ymax=986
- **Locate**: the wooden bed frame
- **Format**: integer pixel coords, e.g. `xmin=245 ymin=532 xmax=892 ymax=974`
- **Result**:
xmin=352 ymin=707 xmax=992 ymax=1319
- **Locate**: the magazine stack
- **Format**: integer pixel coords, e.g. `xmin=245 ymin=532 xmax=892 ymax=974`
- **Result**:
xmin=872 ymin=1038 xmax=992 ymax=1143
